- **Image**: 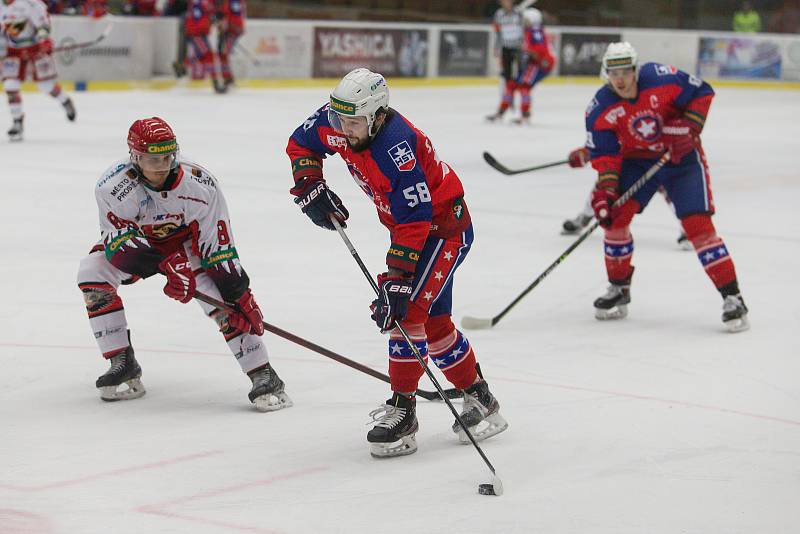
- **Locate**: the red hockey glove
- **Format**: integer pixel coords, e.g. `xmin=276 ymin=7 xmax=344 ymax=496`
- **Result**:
xmin=159 ymin=251 xmax=196 ymax=303
xmin=591 ymin=178 xmax=621 ymax=228
xmin=370 ymin=273 xmax=413 ymax=333
xmin=662 ymin=120 xmax=697 ymax=165
xmin=568 ymin=147 xmax=590 ymax=168
xmin=227 ymin=289 xmax=265 ymax=336
xmin=290 ymin=177 xmax=349 ymax=231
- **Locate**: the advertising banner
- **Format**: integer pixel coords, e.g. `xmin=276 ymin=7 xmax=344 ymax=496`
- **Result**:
xmin=697 ymin=37 xmax=781 ymax=80
xmin=781 ymin=39 xmax=800 ymax=81
xmin=313 ymin=27 xmax=429 ymax=78
xmin=559 ymin=32 xmax=620 ymax=76
xmin=52 ymin=16 xmax=153 ymax=81
xmin=235 ymin=22 xmax=313 ymax=79
xmin=438 ymin=30 xmax=489 ymax=76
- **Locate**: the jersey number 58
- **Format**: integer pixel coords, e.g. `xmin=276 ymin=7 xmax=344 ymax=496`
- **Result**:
xmin=403 ymin=182 xmax=431 ymax=208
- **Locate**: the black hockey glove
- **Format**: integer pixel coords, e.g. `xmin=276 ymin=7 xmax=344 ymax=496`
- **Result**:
xmin=370 ymin=273 xmax=414 ymax=333
xmin=290 ymin=178 xmax=349 ymax=231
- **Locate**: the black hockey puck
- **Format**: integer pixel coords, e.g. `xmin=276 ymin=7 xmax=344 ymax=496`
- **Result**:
xmin=477 ymin=483 xmax=497 ymax=496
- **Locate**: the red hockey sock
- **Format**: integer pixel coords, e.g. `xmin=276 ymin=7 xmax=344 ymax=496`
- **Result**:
xmin=603 ymin=203 xmax=638 ymax=283
xmin=387 ymin=323 xmax=426 ymax=393
xmin=682 ymin=214 xmax=738 ymax=289
xmin=426 ymin=316 xmax=478 ymax=390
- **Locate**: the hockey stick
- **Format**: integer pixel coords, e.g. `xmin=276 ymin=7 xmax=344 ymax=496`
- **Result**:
xmin=192 ymin=291 xmax=453 ymax=401
xmin=462 ymin=151 xmax=671 ymax=330
xmin=331 ymin=217 xmax=503 ymax=496
xmin=233 ymin=41 xmax=262 ymax=66
xmin=483 ymin=151 xmax=569 ymax=175
xmin=53 ymin=19 xmax=114 ymax=53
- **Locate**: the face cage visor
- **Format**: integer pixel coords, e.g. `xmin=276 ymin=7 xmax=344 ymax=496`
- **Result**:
xmin=130 ymin=147 xmax=180 ymax=174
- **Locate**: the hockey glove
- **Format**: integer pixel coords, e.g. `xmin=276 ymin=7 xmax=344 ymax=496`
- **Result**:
xmin=591 ymin=177 xmax=621 ymax=229
xmin=370 ymin=273 xmax=414 ymax=333
xmin=568 ymin=147 xmax=590 ymax=168
xmin=159 ymin=251 xmax=196 ymax=303
xmin=227 ymin=289 xmax=265 ymax=336
xmin=662 ymin=119 xmax=697 ymax=165
xmin=290 ymin=178 xmax=349 ymax=231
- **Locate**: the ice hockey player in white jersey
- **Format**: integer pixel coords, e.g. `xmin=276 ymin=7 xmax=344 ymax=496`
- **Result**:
xmin=1 ymin=0 xmax=75 ymax=140
xmin=77 ymin=117 xmax=291 ymax=411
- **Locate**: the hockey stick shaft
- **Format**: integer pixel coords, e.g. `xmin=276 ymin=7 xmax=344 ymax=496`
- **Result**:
xmin=483 ymin=151 xmax=569 ymax=175
xmin=53 ymin=20 xmax=113 ymax=53
xmin=192 ymin=291 xmax=448 ymax=401
xmin=331 ymin=218 xmax=499 ymax=478
xmin=463 ymin=151 xmax=671 ymax=329
xmin=233 ymin=40 xmax=261 ymax=66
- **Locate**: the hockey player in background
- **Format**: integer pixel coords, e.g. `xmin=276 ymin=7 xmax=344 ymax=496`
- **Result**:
xmin=486 ymin=0 xmax=537 ymax=122
xmin=1 ymin=0 xmax=75 ymax=141
xmin=77 ymin=117 xmax=292 ymax=410
xmin=214 ymin=0 xmax=244 ymax=92
xmin=286 ymin=68 xmax=508 ymax=458
xmin=511 ymin=7 xmax=554 ymax=125
xmin=182 ymin=0 xmax=220 ymax=90
xmin=586 ymin=42 xmax=748 ymax=332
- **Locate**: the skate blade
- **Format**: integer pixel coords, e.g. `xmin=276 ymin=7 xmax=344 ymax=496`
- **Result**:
xmin=724 ymin=315 xmax=750 ymax=333
xmin=369 ymin=435 xmax=418 ymax=458
xmin=456 ymin=412 xmax=509 ymax=444
xmin=253 ymin=391 xmax=293 ymax=412
xmin=99 ymin=378 xmax=146 ymax=402
xmin=595 ymin=305 xmax=628 ymax=320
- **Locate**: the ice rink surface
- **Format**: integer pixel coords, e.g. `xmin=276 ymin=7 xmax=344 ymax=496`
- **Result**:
xmin=1 ymin=81 xmax=799 ymax=533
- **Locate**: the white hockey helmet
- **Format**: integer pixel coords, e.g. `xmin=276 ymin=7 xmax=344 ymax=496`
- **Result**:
xmin=601 ymin=42 xmax=638 ymax=80
xmin=523 ymin=8 xmax=543 ymax=28
xmin=328 ymin=68 xmax=389 ymax=138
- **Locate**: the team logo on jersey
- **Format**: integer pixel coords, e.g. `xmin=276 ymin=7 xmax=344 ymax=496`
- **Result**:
xmin=327 ymin=134 xmax=348 ymax=149
xmin=629 ymin=112 xmax=662 ymax=142
xmin=604 ymin=106 xmax=626 ymax=125
xmin=389 ymin=141 xmax=416 ymax=172
xmin=655 ymin=64 xmax=677 ymax=76
xmin=347 ymin=162 xmax=374 ymax=198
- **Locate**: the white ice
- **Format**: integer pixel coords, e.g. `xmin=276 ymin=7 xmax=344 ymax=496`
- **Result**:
xmin=1 ymin=81 xmax=799 ymax=534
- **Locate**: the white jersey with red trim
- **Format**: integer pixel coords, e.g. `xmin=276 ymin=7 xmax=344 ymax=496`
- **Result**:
xmin=94 ymin=158 xmax=249 ymax=301
xmin=1 ymin=0 xmax=49 ymax=50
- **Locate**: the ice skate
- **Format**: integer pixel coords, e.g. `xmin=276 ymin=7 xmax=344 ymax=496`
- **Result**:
xmin=562 ymin=213 xmax=593 ymax=235
xmin=212 ymin=78 xmax=228 ymax=94
xmin=722 ymin=294 xmax=749 ymax=333
xmin=95 ymin=345 xmax=146 ymax=401
xmin=677 ymin=232 xmax=693 ymax=251
xmin=594 ymin=282 xmax=630 ymax=320
xmin=247 ymin=364 xmax=292 ymax=412
xmin=8 ymin=117 xmax=23 ymax=142
xmin=485 ymin=109 xmax=507 ymax=123
xmin=172 ymin=60 xmax=186 ymax=78
xmin=63 ymin=98 xmax=76 ymax=122
xmin=452 ymin=380 xmax=508 ymax=444
xmin=367 ymin=392 xmax=418 ymax=458
xmin=511 ymin=112 xmax=531 ymax=126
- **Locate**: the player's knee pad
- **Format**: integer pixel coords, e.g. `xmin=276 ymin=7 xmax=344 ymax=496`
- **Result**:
xmin=78 ymin=282 xmax=123 ymax=317
xmin=604 ymin=225 xmax=632 ymax=242
xmin=425 ymin=315 xmax=455 ymax=349
xmin=609 ymin=200 xmax=639 ymax=230
xmin=388 ymin=322 xmax=427 ymax=393
xmin=681 ymin=213 xmax=717 ymax=248
xmin=6 ymin=88 xmax=21 ymax=103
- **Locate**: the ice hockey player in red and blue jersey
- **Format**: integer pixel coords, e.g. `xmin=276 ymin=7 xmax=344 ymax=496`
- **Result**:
xmin=286 ymin=68 xmax=508 ymax=458
xmin=586 ymin=42 xmax=748 ymax=332
xmin=513 ymin=7 xmax=554 ymax=125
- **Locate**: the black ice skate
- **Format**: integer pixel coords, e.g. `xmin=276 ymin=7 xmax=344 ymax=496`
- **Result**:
xmin=172 ymin=61 xmax=186 ymax=78
xmin=511 ymin=111 xmax=531 ymax=126
xmin=247 ymin=363 xmax=292 ymax=412
xmin=63 ymin=98 xmax=76 ymax=121
xmin=95 ymin=344 xmax=145 ymax=401
xmin=367 ymin=392 xmax=419 ymax=458
xmin=562 ymin=213 xmax=593 ymax=235
xmin=451 ymin=380 xmax=508 ymax=444
xmin=8 ymin=117 xmax=23 ymax=142
xmin=594 ymin=282 xmax=631 ymax=320
xmin=485 ymin=109 xmax=507 ymax=122
xmin=212 ymin=78 xmax=228 ymax=94
xmin=677 ymin=232 xmax=693 ymax=251
xmin=722 ymin=294 xmax=749 ymax=333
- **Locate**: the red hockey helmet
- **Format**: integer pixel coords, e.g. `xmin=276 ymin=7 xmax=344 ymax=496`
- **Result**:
xmin=127 ymin=117 xmax=180 ymax=176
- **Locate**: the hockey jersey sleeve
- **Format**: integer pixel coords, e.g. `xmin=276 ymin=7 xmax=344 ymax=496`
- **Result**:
xmin=671 ymin=68 xmax=714 ymax=133
xmin=96 ymin=169 xmax=163 ymax=279
xmin=373 ymin=133 xmax=435 ymax=274
xmin=286 ymin=104 xmax=337 ymax=183
xmin=183 ymin=168 xmax=250 ymax=303
xmin=585 ymin=95 xmax=623 ymax=183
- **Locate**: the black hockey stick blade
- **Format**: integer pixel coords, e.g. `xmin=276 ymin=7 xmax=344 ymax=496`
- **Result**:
xmin=483 ymin=151 xmax=569 ymax=175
